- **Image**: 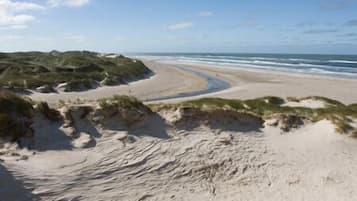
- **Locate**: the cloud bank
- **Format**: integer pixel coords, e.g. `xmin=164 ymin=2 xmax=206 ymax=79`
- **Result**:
xmin=0 ymin=0 xmax=89 ymax=29
xmin=0 ymin=0 xmax=45 ymax=28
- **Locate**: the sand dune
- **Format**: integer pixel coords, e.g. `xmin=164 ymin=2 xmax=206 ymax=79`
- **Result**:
xmin=1 ymin=102 xmax=357 ymax=201
xmin=1 ymin=60 xmax=357 ymax=201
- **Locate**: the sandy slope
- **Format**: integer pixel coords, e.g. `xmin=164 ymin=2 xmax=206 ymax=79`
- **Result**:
xmin=1 ymin=108 xmax=357 ymax=201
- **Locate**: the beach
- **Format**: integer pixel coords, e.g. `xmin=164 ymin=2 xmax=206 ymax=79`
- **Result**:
xmin=151 ymin=59 xmax=357 ymax=104
xmin=30 ymin=59 xmax=357 ymax=105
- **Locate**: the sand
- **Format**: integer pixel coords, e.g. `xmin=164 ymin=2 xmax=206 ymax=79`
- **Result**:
xmin=1 ymin=59 xmax=357 ymax=201
xmin=1 ymin=106 xmax=357 ymax=201
xmin=283 ymin=99 xmax=327 ymax=108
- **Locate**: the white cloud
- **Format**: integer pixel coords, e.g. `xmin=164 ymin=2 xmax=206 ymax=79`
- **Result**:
xmin=0 ymin=0 xmax=88 ymax=29
xmin=167 ymin=22 xmax=193 ymax=30
xmin=0 ymin=14 xmax=34 ymax=26
xmin=0 ymin=0 xmax=45 ymax=13
xmin=198 ymin=11 xmax=213 ymax=17
xmin=47 ymin=0 xmax=89 ymax=8
xmin=0 ymin=0 xmax=44 ymax=27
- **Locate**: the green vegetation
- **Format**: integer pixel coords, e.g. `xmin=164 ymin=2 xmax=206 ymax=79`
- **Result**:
xmin=0 ymin=51 xmax=151 ymax=89
xmin=0 ymin=91 xmax=33 ymax=117
xmin=99 ymin=95 xmax=148 ymax=110
xmin=98 ymin=95 xmax=153 ymax=126
xmin=1 ymin=93 xmax=356 ymax=141
xmin=152 ymin=96 xmax=357 ymax=134
xmin=0 ymin=91 xmax=34 ymax=140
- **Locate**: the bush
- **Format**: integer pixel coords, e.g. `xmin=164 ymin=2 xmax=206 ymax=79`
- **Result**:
xmin=0 ymin=90 xmax=33 ymax=117
xmin=0 ymin=90 xmax=34 ymax=140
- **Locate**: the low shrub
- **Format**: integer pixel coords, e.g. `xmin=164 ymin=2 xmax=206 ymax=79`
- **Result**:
xmin=0 ymin=90 xmax=34 ymax=140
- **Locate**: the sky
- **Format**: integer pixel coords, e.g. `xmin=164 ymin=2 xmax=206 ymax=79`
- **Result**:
xmin=0 ymin=0 xmax=357 ymax=54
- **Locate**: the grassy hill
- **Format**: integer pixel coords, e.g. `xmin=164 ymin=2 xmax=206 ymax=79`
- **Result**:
xmin=0 ymin=51 xmax=152 ymax=91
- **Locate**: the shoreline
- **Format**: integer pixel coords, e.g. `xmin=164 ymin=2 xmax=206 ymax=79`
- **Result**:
xmin=137 ymin=55 xmax=357 ymax=80
xmin=155 ymin=58 xmax=357 ymax=82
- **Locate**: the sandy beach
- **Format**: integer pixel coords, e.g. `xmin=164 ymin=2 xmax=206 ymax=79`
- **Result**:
xmin=148 ymin=59 xmax=357 ymax=104
xmin=30 ymin=59 xmax=357 ymax=105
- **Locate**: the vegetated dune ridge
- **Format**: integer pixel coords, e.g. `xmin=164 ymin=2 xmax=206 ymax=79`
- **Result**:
xmin=0 ymin=51 xmax=152 ymax=93
xmin=1 ymin=94 xmax=357 ymax=201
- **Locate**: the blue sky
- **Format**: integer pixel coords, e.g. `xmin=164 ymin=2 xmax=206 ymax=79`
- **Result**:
xmin=0 ymin=0 xmax=357 ymax=54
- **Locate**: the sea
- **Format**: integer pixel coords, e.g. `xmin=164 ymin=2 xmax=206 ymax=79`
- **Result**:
xmin=134 ymin=53 xmax=357 ymax=78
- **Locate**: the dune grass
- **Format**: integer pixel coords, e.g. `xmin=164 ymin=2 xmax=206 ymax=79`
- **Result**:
xmin=1 ymin=93 xmax=356 ymax=141
xmin=152 ymin=96 xmax=357 ymax=134
xmin=0 ymin=51 xmax=151 ymax=89
xmin=98 ymin=95 xmax=147 ymax=110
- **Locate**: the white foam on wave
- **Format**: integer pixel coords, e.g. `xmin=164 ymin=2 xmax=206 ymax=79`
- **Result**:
xmin=176 ymin=57 xmax=357 ymax=78
xmin=328 ymin=60 xmax=357 ymax=64
xmin=136 ymin=54 xmax=357 ymax=78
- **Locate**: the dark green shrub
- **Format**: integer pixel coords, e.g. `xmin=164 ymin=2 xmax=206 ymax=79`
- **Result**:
xmin=0 ymin=91 xmax=34 ymax=140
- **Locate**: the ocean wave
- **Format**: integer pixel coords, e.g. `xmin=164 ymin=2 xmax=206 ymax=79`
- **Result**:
xmin=136 ymin=54 xmax=357 ymax=78
xmin=328 ymin=60 xmax=357 ymax=64
xmin=176 ymin=58 xmax=357 ymax=77
xmin=179 ymin=57 xmax=357 ymax=71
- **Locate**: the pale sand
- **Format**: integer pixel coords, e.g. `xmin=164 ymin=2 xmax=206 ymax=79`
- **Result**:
xmin=1 ymin=107 xmax=357 ymax=201
xmin=283 ymin=99 xmax=327 ymax=108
